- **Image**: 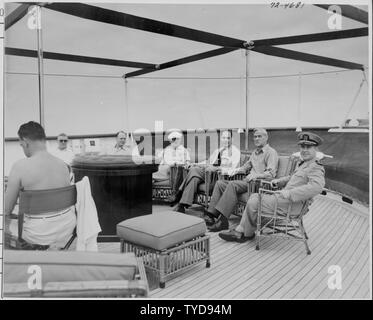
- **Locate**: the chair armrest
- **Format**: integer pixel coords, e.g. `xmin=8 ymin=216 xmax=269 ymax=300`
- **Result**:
xmin=204 ymin=169 xmax=219 ymax=196
xmin=259 ymin=180 xmax=279 ymax=191
xmin=218 ymin=172 xmax=246 ymax=181
xmin=4 ymin=280 xmax=148 ymax=298
xmin=4 ymin=256 xmax=149 ymax=298
xmin=258 ymin=188 xmax=276 ymax=195
xmin=9 ymin=213 xmax=19 ymax=220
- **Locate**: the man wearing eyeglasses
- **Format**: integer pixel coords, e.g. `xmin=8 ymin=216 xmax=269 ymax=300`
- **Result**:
xmin=51 ymin=133 xmax=75 ymax=165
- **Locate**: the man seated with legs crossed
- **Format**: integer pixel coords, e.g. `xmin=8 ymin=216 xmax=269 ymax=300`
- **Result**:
xmin=4 ymin=121 xmax=76 ymax=249
xmin=173 ymin=130 xmax=241 ymax=213
xmin=205 ymin=128 xmax=278 ymax=232
xmin=219 ymin=132 xmax=325 ymax=242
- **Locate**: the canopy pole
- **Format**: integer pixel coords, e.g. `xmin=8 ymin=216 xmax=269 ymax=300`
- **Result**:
xmin=340 ymin=71 xmax=366 ymax=128
xmin=35 ymin=5 xmax=45 ymax=127
xmin=296 ymin=72 xmax=302 ymax=132
xmin=245 ymin=48 xmax=250 ymax=150
xmin=123 ymin=77 xmax=129 ymax=132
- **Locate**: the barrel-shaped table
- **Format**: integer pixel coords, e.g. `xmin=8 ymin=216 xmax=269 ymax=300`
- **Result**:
xmin=72 ymin=154 xmax=158 ymax=241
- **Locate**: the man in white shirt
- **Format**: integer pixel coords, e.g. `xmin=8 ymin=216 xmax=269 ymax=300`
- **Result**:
xmin=173 ymin=130 xmax=241 ymax=213
xmin=107 ymin=131 xmax=140 ymax=157
xmin=51 ymin=133 xmax=75 ymax=165
xmin=153 ymin=131 xmax=191 ymax=182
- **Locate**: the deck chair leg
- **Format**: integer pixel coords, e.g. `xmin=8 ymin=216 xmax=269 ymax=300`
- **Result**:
xmin=206 ymin=238 xmax=211 ymax=268
xmin=304 ymin=240 xmax=311 ymax=255
xmin=256 ymin=194 xmax=262 ymax=251
xmin=299 ymin=219 xmax=311 ymax=255
xmin=255 ymin=219 xmax=261 ymax=251
xmin=62 ymin=231 xmax=76 ymax=251
xmin=255 ymin=233 xmax=260 ymax=251
xmin=300 ymin=220 xmax=308 ymax=239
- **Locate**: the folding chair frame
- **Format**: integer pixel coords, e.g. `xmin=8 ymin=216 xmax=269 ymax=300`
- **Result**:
xmin=6 ymin=185 xmax=77 ymax=251
xmin=255 ymin=188 xmax=312 ymax=255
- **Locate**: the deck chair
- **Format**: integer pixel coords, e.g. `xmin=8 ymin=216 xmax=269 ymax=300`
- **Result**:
xmin=255 ymin=188 xmax=312 ymax=255
xmin=3 ymin=250 xmax=148 ymax=298
xmin=195 ymin=168 xmax=220 ymax=208
xmin=5 ymin=185 xmax=77 ymax=251
xmin=152 ymin=165 xmax=186 ymax=202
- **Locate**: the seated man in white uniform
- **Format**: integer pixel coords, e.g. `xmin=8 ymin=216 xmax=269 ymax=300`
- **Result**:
xmin=50 ymin=133 xmax=75 ymax=165
xmin=153 ymin=131 xmax=191 ymax=183
xmin=4 ymin=121 xmax=76 ymax=249
xmin=106 ymin=131 xmax=140 ymax=157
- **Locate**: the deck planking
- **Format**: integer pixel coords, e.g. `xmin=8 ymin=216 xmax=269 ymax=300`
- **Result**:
xmin=96 ymin=195 xmax=370 ymax=299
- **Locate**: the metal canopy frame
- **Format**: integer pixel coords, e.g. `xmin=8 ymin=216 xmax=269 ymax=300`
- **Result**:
xmin=4 ymin=3 xmax=33 ymax=30
xmin=5 ymin=3 xmax=368 ymax=75
xmin=5 ymin=47 xmax=157 ymax=69
xmin=4 ymin=2 xmax=369 ymax=133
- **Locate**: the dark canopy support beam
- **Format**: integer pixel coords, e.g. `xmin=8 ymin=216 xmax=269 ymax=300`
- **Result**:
xmin=8 ymin=3 xmax=366 ymax=76
xmin=253 ymin=27 xmax=368 ymax=47
xmin=125 ymin=47 xmax=239 ymax=78
xmin=314 ymin=4 xmax=368 ymax=24
xmin=5 ymin=3 xmax=33 ymax=30
xmin=252 ymin=46 xmax=364 ymax=70
xmin=44 ymin=2 xmax=246 ymax=48
xmin=5 ymin=47 xmax=156 ymax=69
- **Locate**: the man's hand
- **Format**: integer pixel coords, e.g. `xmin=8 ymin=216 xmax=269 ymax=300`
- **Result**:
xmin=184 ymin=163 xmax=197 ymax=169
xmin=206 ymin=165 xmax=219 ymax=172
xmin=270 ymin=178 xmax=281 ymax=188
xmin=274 ymin=189 xmax=290 ymax=199
xmin=244 ymin=173 xmax=260 ymax=182
xmin=224 ymin=168 xmax=238 ymax=176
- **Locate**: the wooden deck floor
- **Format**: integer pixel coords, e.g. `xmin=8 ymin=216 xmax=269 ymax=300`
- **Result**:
xmin=98 ymin=195 xmax=371 ymax=299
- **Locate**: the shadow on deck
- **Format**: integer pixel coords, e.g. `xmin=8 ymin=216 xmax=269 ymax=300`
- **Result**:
xmin=97 ymin=195 xmax=371 ymax=299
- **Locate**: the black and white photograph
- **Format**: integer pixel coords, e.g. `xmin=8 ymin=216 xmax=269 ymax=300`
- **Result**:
xmin=0 ymin=0 xmax=371 ymax=302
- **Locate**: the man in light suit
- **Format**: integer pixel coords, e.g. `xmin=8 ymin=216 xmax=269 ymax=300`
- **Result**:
xmin=219 ymin=132 xmax=325 ymax=242
xmin=173 ymin=130 xmax=241 ymax=213
xmin=205 ymin=128 xmax=278 ymax=232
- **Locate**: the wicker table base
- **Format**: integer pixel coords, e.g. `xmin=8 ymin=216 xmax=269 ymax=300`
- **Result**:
xmin=120 ymin=235 xmax=210 ymax=288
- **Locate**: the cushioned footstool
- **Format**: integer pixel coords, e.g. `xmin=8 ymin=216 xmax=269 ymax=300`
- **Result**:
xmin=117 ymin=211 xmax=210 ymax=288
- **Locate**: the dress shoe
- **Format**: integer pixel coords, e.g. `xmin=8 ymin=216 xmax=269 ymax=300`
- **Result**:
xmin=172 ymin=203 xmax=185 ymax=214
xmin=208 ymin=215 xmax=229 ymax=232
xmin=203 ymin=213 xmax=216 ymax=226
xmin=218 ymin=229 xmax=254 ymax=243
xmin=167 ymin=191 xmax=182 ymax=205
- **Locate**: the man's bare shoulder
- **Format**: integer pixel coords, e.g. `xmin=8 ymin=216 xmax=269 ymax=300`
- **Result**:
xmin=10 ymin=157 xmax=30 ymax=172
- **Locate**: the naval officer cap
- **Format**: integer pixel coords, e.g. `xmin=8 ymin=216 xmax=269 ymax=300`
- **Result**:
xmin=168 ymin=131 xmax=182 ymax=141
xmin=297 ymin=132 xmax=323 ymax=146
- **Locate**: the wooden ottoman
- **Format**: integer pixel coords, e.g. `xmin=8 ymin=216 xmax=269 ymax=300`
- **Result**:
xmin=117 ymin=211 xmax=210 ymax=288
